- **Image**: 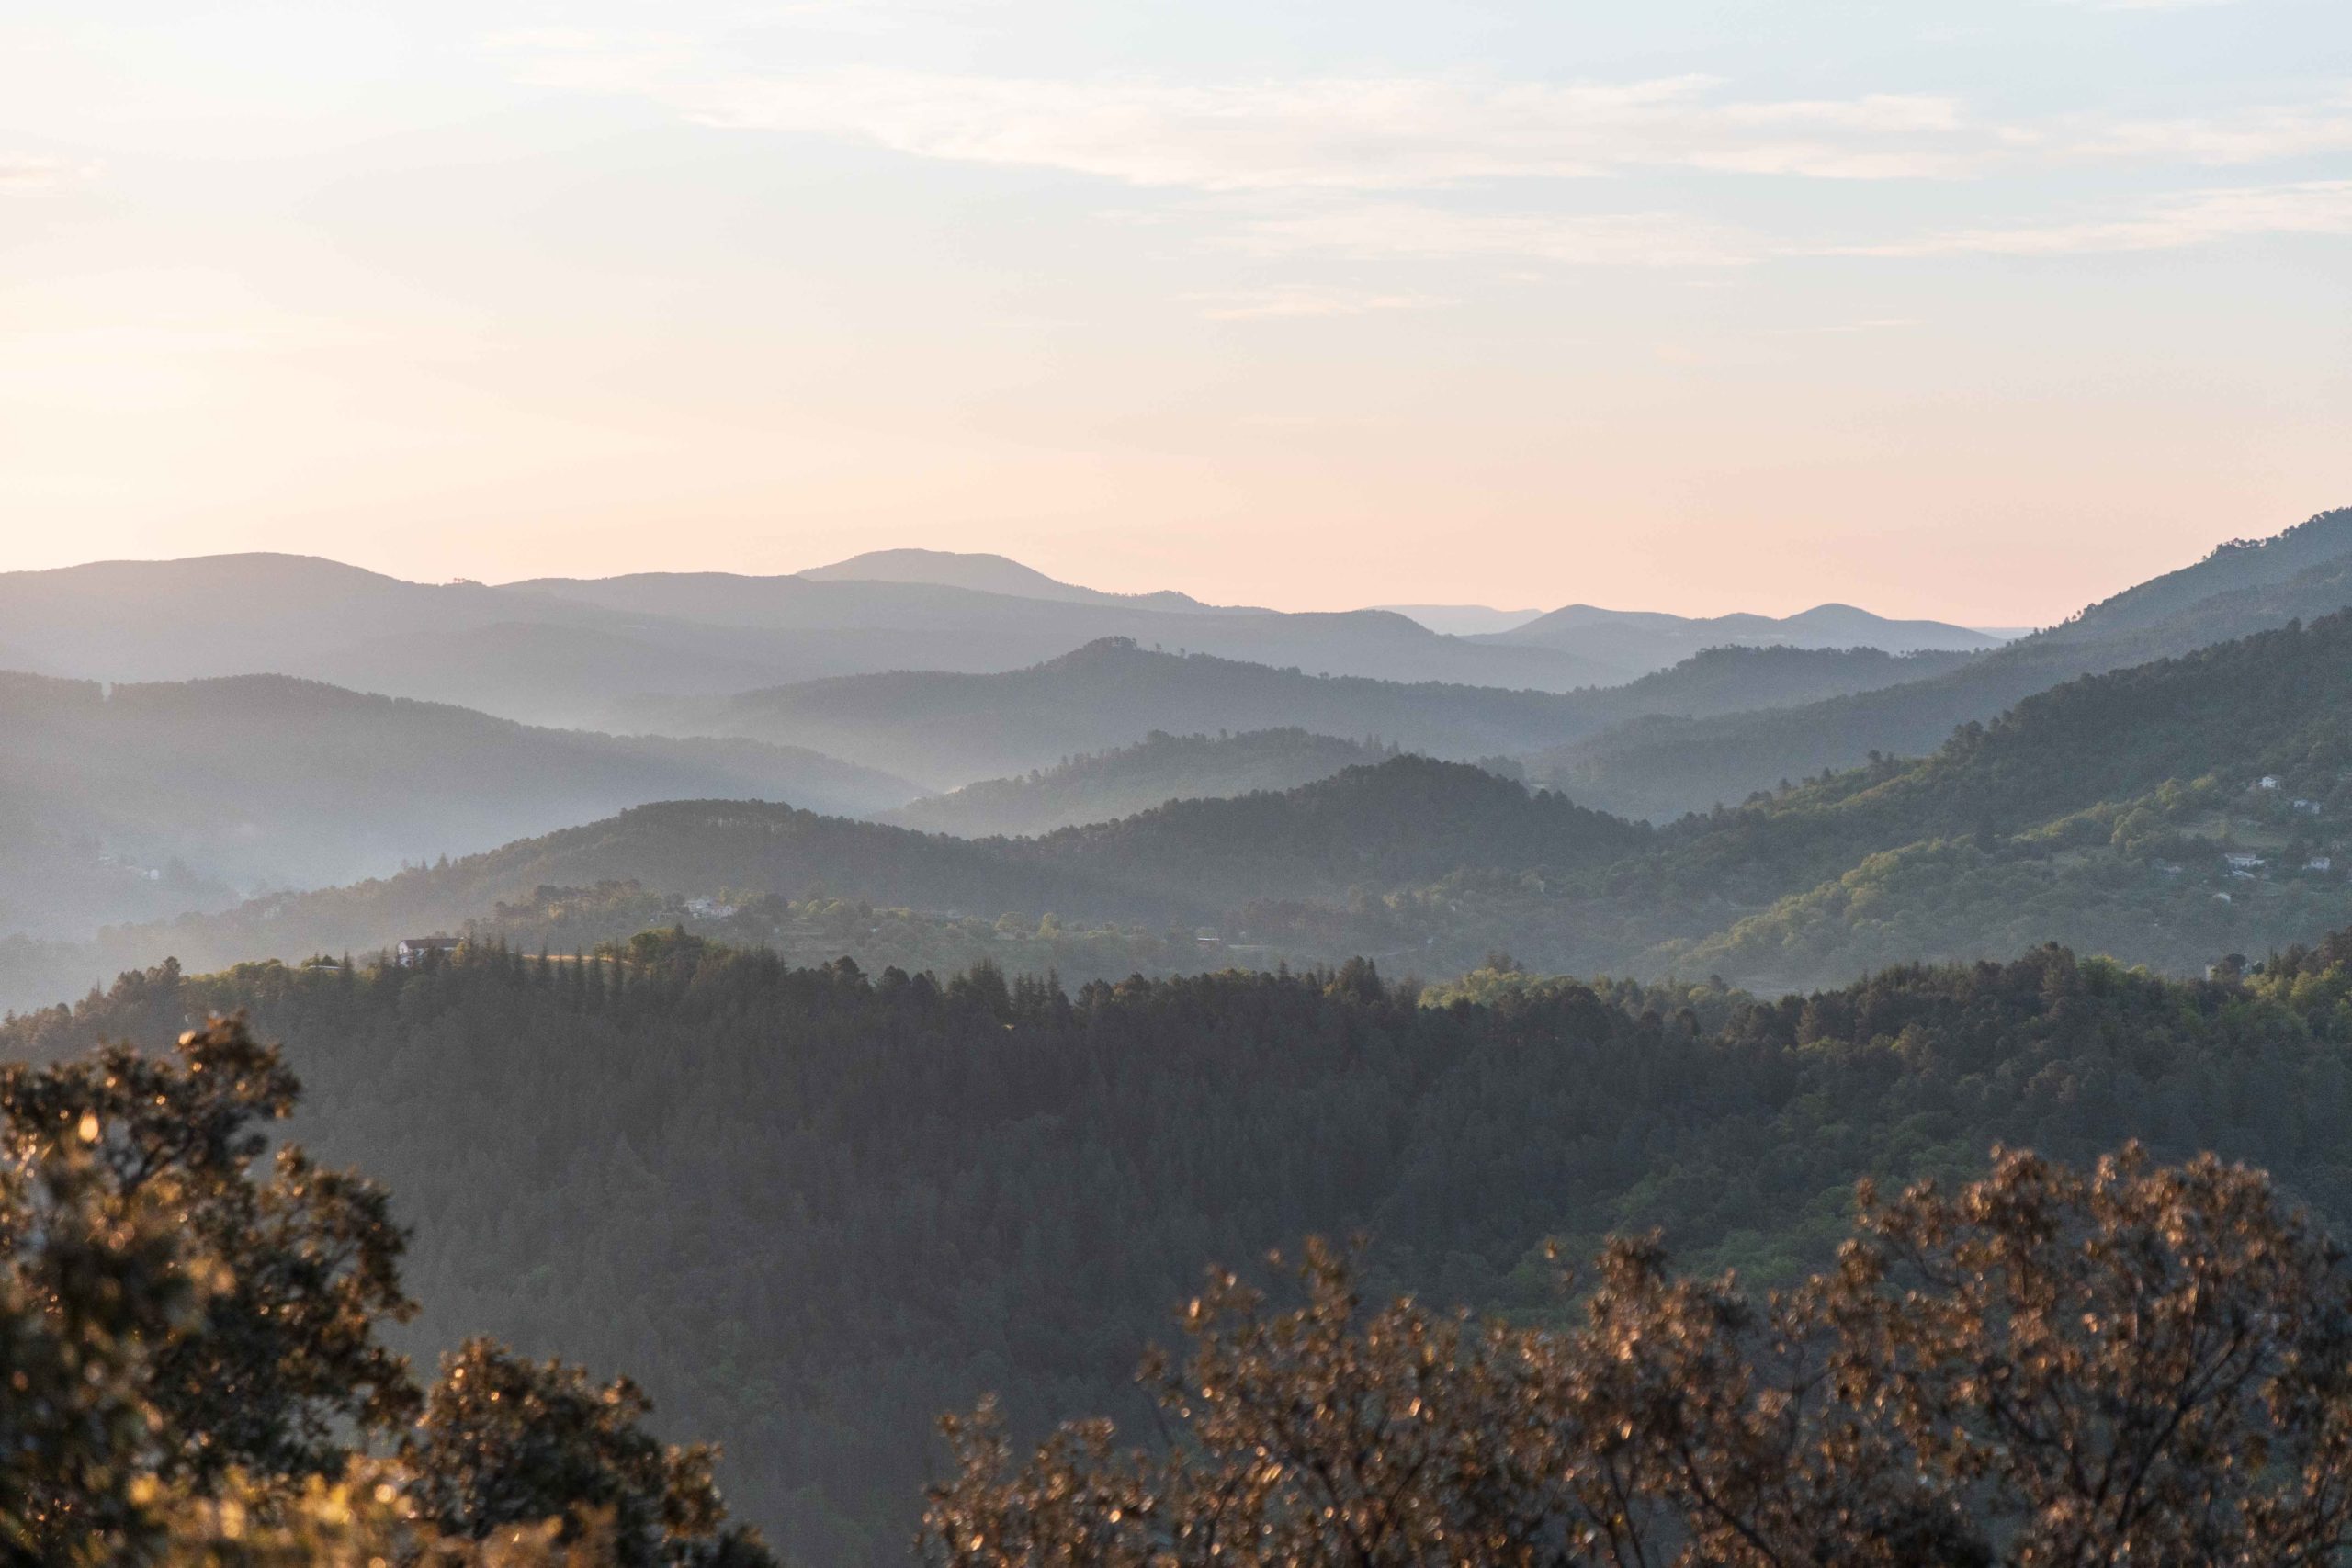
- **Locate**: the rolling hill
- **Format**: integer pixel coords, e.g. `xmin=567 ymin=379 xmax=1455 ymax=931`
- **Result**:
xmin=1374 ymin=604 xmax=1544 ymax=636
xmin=799 ymin=547 xmax=1229 ymax=614
xmin=0 ymin=757 xmax=1643 ymax=1010
xmin=1477 ymin=599 xmax=2002 ymax=672
xmin=630 ymin=637 xmax=1983 ymax=788
xmin=1629 ymin=608 xmax=2352 ymax=986
xmin=637 ymin=639 xmax=1599 ymax=785
xmin=17 ymin=608 xmax=2352 ymax=1010
xmin=0 ymin=551 xmax=1639 ymax=712
xmin=0 ymin=671 xmax=920 ymax=939
xmin=878 ymin=728 xmax=1403 ymax=837
xmin=1543 ymin=507 xmax=2352 ymax=819
xmin=506 ymin=572 xmax=1621 ymax=694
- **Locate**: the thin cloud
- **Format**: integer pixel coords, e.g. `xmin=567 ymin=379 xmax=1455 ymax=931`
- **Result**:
xmin=1183 ymin=288 xmax=1453 ymax=321
xmin=501 ymin=42 xmax=2002 ymax=188
xmin=1824 ymin=179 xmax=2352 ymax=256
xmin=0 ymin=153 xmax=96 ymax=194
xmin=501 ymin=37 xmax=2352 ymax=194
xmin=1227 ymin=202 xmax=1758 ymax=268
xmin=1766 ymin=317 xmax=1925 ymax=333
xmin=2064 ymin=93 xmax=2352 ymax=164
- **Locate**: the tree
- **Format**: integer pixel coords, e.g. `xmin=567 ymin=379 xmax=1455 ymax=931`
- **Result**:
xmin=0 ymin=1018 xmax=417 ymax=1489
xmin=403 ymin=1340 xmax=775 ymax=1568
xmin=923 ymin=1145 xmax=2352 ymax=1567
xmin=0 ymin=1154 xmax=217 ymax=1565
xmin=0 ymin=1016 xmax=774 ymax=1567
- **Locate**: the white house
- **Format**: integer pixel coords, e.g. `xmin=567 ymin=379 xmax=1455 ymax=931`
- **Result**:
xmin=2259 ymin=775 xmax=2283 ymax=791
xmin=2310 ymin=856 xmax=2335 ymax=873
xmin=395 ymin=935 xmax=461 ymax=967
xmin=2224 ymin=852 xmax=2267 ymax=871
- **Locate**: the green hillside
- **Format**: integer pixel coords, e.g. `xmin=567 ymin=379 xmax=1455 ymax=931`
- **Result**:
xmin=20 ymin=606 xmax=2352 ymax=1011
xmin=1545 ymin=507 xmax=2352 ymax=819
xmin=19 ymin=932 xmax=2352 ymax=1560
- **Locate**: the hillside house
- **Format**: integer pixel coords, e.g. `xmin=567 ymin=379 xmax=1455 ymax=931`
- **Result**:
xmin=2311 ymin=856 xmax=2335 ymax=873
xmin=2295 ymin=798 xmax=2323 ymax=815
xmin=2224 ymin=853 xmax=2267 ymax=876
xmin=2260 ymin=775 xmax=2283 ymax=790
xmin=395 ymin=935 xmax=461 ymax=967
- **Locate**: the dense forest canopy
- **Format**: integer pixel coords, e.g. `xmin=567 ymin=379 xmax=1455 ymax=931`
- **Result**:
xmin=19 ymin=929 xmax=2352 ymax=1559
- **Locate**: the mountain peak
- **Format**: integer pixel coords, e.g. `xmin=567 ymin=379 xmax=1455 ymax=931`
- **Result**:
xmin=799 ymin=548 xmax=1221 ymax=613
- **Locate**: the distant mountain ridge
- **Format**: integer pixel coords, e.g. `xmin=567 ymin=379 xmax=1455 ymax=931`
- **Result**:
xmin=1479 ymin=599 xmax=2003 ymax=674
xmin=18 ymin=604 xmax=2352 ymax=1010
xmin=0 ymin=756 xmax=1643 ymax=1008
xmin=0 ymin=554 xmax=1623 ymax=716
xmin=799 ymin=547 xmax=1234 ymax=614
xmin=1543 ymin=506 xmax=2352 ymax=818
xmin=0 ymin=670 xmax=919 ymax=940
xmin=629 ymin=637 xmax=1973 ymax=788
xmin=0 ymin=550 xmax=2033 ymax=736
xmin=1374 ymin=604 xmax=1544 ymax=636
xmin=879 ymin=728 xmax=1403 ymax=837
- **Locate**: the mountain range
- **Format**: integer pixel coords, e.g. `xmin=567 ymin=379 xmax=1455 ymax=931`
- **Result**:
xmin=624 ymin=637 xmax=1973 ymax=788
xmin=877 ymin=729 xmax=1403 ymax=838
xmin=1475 ymin=599 xmax=2005 ymax=671
xmin=0 ymin=671 xmax=918 ymax=941
xmin=1543 ymin=507 xmax=2352 ymax=818
xmin=0 ymin=548 xmax=2008 ymax=739
xmin=18 ymin=598 xmax=2352 ymax=1011
xmin=798 ymin=547 xmax=1231 ymax=614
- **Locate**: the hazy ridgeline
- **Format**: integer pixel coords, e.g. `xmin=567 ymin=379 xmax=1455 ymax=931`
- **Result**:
xmin=8 ymin=508 xmax=2352 ymax=1562
xmin=1544 ymin=506 xmax=2352 ymax=818
xmin=15 ymin=592 xmax=2352 ymax=1012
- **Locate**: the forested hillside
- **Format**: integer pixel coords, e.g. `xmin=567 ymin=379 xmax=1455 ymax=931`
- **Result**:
xmin=880 ymin=729 xmax=1401 ymax=836
xmin=1545 ymin=507 xmax=2352 ymax=818
xmin=21 ymin=606 xmax=2352 ymax=1008
xmin=1015 ymin=755 xmax=1645 ymax=910
xmin=0 ymin=757 xmax=1644 ymax=1010
xmin=20 ymin=934 xmax=2352 ymax=1560
xmin=0 ymin=671 xmax=919 ymax=939
xmin=1595 ymin=643 xmax=1974 ymax=716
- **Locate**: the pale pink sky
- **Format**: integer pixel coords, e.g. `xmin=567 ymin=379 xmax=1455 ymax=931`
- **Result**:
xmin=2 ymin=2 xmax=2346 ymax=623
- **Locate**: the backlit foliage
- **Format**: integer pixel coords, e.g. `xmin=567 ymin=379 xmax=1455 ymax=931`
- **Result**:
xmin=926 ymin=1147 xmax=2352 ymax=1567
xmin=0 ymin=1017 xmax=775 ymax=1567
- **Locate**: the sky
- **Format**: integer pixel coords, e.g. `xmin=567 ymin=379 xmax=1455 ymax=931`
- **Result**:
xmin=1 ymin=2 xmax=2347 ymax=623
